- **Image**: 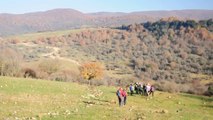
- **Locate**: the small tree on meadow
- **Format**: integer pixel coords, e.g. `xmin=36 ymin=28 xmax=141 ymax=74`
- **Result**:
xmin=79 ymin=62 xmax=104 ymax=85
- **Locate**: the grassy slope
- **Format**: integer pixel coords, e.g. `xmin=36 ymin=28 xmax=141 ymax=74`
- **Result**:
xmin=22 ymin=58 xmax=80 ymax=74
xmin=5 ymin=28 xmax=97 ymax=41
xmin=6 ymin=28 xmax=132 ymax=79
xmin=0 ymin=77 xmax=212 ymax=120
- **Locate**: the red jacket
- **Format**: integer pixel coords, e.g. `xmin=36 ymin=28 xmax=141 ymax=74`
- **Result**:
xmin=121 ymin=90 xmax=127 ymax=97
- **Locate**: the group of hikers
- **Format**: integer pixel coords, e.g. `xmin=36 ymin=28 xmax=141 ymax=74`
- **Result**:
xmin=116 ymin=82 xmax=155 ymax=107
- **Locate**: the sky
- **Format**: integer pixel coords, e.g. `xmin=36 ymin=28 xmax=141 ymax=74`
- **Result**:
xmin=0 ymin=0 xmax=213 ymax=14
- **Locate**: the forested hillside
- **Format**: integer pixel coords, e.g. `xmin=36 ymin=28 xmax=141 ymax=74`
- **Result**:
xmin=1 ymin=18 xmax=213 ymax=94
xmin=0 ymin=9 xmax=213 ymax=36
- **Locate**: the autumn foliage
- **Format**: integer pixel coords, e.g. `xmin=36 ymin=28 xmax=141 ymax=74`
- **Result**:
xmin=79 ymin=62 xmax=104 ymax=81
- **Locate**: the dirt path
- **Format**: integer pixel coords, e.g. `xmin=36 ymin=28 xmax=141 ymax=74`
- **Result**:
xmin=21 ymin=43 xmax=81 ymax=66
xmin=42 ymin=46 xmax=81 ymax=66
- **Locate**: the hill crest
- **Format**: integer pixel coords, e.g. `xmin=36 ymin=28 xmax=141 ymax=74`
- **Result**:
xmin=0 ymin=9 xmax=213 ymax=36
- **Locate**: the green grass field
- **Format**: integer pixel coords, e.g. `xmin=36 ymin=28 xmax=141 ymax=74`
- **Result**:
xmin=0 ymin=76 xmax=212 ymax=120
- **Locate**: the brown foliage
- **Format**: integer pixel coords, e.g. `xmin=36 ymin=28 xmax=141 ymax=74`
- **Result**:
xmin=49 ymin=70 xmax=78 ymax=82
xmin=160 ymin=17 xmax=180 ymax=22
xmin=197 ymin=28 xmax=213 ymax=41
xmin=187 ymin=80 xmax=207 ymax=95
xmin=10 ymin=39 xmax=20 ymax=44
xmin=179 ymin=51 xmax=188 ymax=59
xmin=155 ymin=80 xmax=180 ymax=93
xmin=38 ymin=59 xmax=61 ymax=75
xmin=163 ymin=51 xmax=172 ymax=62
xmin=0 ymin=48 xmax=22 ymax=76
xmin=23 ymin=68 xmax=36 ymax=78
xmin=170 ymin=62 xmax=177 ymax=70
xmin=79 ymin=62 xmax=104 ymax=81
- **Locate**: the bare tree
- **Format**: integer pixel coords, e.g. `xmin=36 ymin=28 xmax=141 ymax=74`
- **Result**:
xmin=38 ymin=59 xmax=61 ymax=75
xmin=0 ymin=48 xmax=22 ymax=76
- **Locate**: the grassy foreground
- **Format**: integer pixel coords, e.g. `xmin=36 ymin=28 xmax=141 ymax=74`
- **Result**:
xmin=0 ymin=77 xmax=212 ymax=120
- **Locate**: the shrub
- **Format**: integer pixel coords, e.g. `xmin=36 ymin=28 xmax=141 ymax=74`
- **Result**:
xmin=191 ymin=47 xmax=204 ymax=56
xmin=187 ymin=80 xmax=207 ymax=95
xmin=204 ymin=83 xmax=213 ymax=96
xmin=179 ymin=84 xmax=191 ymax=93
xmin=79 ymin=62 xmax=104 ymax=85
xmin=179 ymin=51 xmax=188 ymax=59
xmin=170 ymin=62 xmax=177 ymax=70
xmin=38 ymin=59 xmax=61 ymax=75
xmin=36 ymin=70 xmax=49 ymax=79
xmin=0 ymin=48 xmax=23 ymax=77
xmin=90 ymin=79 xmax=108 ymax=86
xmin=114 ymin=78 xmax=135 ymax=87
xmin=49 ymin=70 xmax=78 ymax=82
xmin=155 ymin=80 xmax=180 ymax=93
xmin=23 ymin=68 xmax=36 ymax=78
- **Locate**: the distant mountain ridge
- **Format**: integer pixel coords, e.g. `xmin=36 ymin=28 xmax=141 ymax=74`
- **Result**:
xmin=0 ymin=9 xmax=213 ymax=36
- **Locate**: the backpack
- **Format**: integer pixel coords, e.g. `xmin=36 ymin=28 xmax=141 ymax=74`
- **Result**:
xmin=151 ymin=86 xmax=155 ymax=92
xmin=116 ymin=90 xmax=120 ymax=96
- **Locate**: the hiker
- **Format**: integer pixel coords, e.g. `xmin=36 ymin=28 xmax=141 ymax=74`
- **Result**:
xmin=138 ymin=83 xmax=143 ymax=95
xmin=134 ymin=83 xmax=139 ymax=94
xmin=129 ymin=84 xmax=134 ymax=96
xmin=150 ymin=85 xmax=155 ymax=96
xmin=116 ymin=87 xmax=124 ymax=106
xmin=122 ymin=89 xmax=127 ymax=105
xmin=146 ymin=83 xmax=151 ymax=96
xmin=143 ymin=84 xmax=146 ymax=96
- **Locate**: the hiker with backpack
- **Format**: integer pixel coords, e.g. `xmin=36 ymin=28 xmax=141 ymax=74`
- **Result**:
xmin=122 ymin=89 xmax=127 ymax=105
xmin=150 ymin=85 xmax=155 ymax=96
xmin=116 ymin=87 xmax=124 ymax=107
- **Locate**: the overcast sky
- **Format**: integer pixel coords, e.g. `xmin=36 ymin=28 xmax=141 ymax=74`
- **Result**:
xmin=0 ymin=0 xmax=213 ymax=14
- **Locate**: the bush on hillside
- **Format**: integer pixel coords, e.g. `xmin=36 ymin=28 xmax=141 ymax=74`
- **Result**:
xmin=23 ymin=68 xmax=37 ymax=78
xmin=38 ymin=59 xmax=61 ymax=75
xmin=48 ymin=70 xmax=78 ymax=82
xmin=79 ymin=62 xmax=104 ymax=81
xmin=0 ymin=48 xmax=23 ymax=77
xmin=187 ymin=80 xmax=207 ymax=95
xmin=155 ymin=80 xmax=180 ymax=93
xmin=204 ymin=83 xmax=213 ymax=96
